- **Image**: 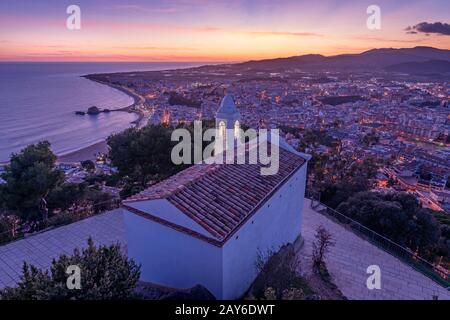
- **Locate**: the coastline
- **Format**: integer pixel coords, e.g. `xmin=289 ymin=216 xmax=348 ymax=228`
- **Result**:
xmin=0 ymin=76 xmax=146 ymax=166
xmin=82 ymin=76 xmax=146 ymax=124
xmin=57 ymin=140 xmax=109 ymax=163
xmin=55 ymin=77 xmax=147 ymax=164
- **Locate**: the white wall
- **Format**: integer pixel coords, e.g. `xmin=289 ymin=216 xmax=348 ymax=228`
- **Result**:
xmin=124 ymin=162 xmax=307 ymax=300
xmin=221 ymin=164 xmax=307 ymax=299
xmin=124 ymin=211 xmax=223 ymax=298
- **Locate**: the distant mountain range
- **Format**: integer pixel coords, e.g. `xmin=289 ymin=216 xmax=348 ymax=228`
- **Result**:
xmin=385 ymin=60 xmax=450 ymax=74
xmin=235 ymin=46 xmax=450 ymax=74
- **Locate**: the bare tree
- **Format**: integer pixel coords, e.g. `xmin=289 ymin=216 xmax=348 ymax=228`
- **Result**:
xmin=312 ymin=225 xmax=335 ymax=273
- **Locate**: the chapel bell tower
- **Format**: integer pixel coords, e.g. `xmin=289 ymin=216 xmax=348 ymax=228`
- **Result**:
xmin=215 ymin=94 xmax=241 ymax=151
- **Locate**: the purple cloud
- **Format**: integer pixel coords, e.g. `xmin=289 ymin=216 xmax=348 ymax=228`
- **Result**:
xmin=405 ymin=22 xmax=450 ymax=36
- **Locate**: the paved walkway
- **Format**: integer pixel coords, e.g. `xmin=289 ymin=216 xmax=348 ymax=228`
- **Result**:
xmin=299 ymin=199 xmax=450 ymax=300
xmin=0 ymin=203 xmax=449 ymax=299
xmin=0 ymin=209 xmax=125 ymax=289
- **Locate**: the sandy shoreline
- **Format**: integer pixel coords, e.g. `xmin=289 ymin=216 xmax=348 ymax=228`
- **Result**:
xmin=56 ymin=78 xmax=146 ymax=163
xmin=0 ymin=77 xmax=146 ymax=165
xmin=57 ymin=140 xmax=109 ymax=163
xmin=1 ymin=139 xmax=110 ymax=166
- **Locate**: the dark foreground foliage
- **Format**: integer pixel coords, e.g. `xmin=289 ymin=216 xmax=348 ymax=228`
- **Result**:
xmin=0 ymin=238 xmax=140 ymax=300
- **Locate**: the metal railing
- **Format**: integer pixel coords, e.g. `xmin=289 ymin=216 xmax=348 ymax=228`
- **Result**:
xmin=306 ymin=192 xmax=450 ymax=289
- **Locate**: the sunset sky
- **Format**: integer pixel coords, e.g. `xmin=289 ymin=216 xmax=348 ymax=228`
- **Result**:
xmin=1 ymin=0 xmax=449 ymax=62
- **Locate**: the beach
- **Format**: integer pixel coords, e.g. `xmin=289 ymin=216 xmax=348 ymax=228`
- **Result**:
xmin=57 ymin=140 xmax=109 ymax=163
xmin=0 ymin=63 xmax=143 ymax=163
xmin=0 ymin=76 xmax=144 ymax=165
xmin=1 ymin=62 xmax=204 ymax=164
xmin=57 ymin=79 xmax=146 ymax=163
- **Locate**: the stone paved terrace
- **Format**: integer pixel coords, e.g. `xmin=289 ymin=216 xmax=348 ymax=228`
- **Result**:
xmin=299 ymin=199 xmax=450 ymax=300
xmin=0 ymin=209 xmax=125 ymax=289
xmin=0 ymin=202 xmax=449 ymax=299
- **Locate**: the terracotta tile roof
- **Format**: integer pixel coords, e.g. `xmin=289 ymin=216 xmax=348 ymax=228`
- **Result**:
xmin=123 ymin=146 xmax=306 ymax=243
xmin=124 ymin=163 xmax=221 ymax=202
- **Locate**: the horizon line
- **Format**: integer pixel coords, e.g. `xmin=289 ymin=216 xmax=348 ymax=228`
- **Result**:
xmin=0 ymin=45 xmax=446 ymax=64
xmin=0 ymin=60 xmax=232 ymax=63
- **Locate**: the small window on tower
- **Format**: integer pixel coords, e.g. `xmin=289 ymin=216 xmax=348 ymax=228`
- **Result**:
xmin=234 ymin=120 xmax=240 ymax=139
xmin=219 ymin=121 xmax=226 ymax=137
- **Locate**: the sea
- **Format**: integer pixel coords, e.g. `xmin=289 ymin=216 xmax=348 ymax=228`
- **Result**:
xmin=0 ymin=62 xmax=206 ymax=162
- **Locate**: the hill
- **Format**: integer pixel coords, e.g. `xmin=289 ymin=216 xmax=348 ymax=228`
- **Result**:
xmin=235 ymin=46 xmax=450 ymax=73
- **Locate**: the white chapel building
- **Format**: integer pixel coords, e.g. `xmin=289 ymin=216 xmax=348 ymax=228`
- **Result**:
xmin=122 ymin=95 xmax=311 ymax=299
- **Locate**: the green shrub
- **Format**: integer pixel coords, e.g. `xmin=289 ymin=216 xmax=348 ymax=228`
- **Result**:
xmin=0 ymin=238 xmax=140 ymax=300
